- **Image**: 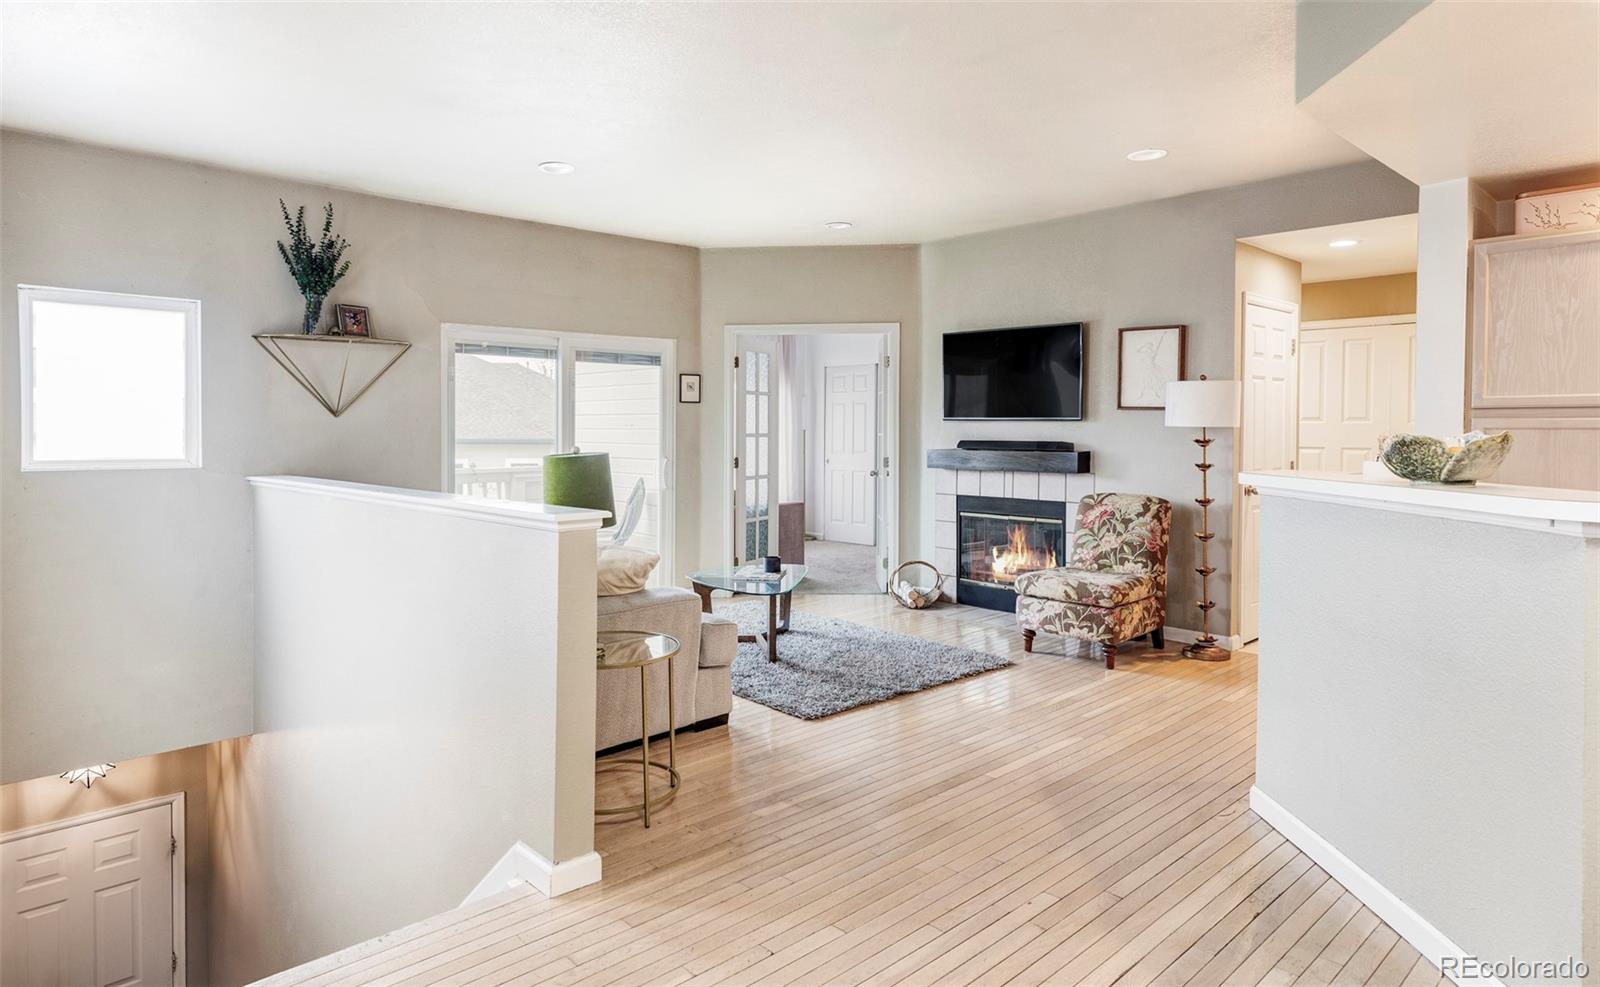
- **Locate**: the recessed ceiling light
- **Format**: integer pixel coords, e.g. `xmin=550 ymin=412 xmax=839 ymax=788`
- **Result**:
xmin=538 ymin=161 xmax=575 ymax=175
xmin=1328 ymin=238 xmax=1360 ymax=248
xmin=1126 ymin=148 xmax=1168 ymax=162
xmin=823 ymin=221 xmax=853 ymax=230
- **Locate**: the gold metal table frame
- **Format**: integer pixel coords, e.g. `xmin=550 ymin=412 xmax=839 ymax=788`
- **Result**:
xmin=595 ymin=631 xmax=682 ymax=827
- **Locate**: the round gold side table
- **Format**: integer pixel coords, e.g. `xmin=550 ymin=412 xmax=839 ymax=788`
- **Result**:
xmin=595 ymin=630 xmax=682 ymax=827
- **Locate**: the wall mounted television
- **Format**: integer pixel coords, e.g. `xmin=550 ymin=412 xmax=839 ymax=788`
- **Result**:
xmin=942 ymin=322 xmax=1085 ymax=420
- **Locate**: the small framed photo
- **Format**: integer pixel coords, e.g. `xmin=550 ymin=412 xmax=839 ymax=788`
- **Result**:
xmin=679 ymin=373 xmax=701 ymax=404
xmin=1117 ymin=325 xmax=1186 ymax=410
xmin=335 ymin=304 xmax=371 ymax=337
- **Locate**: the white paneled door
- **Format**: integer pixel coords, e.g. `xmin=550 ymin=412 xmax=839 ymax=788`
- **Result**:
xmin=2 ymin=799 xmax=178 ymax=987
xmin=823 ymin=364 xmax=878 ymax=546
xmin=1298 ymin=319 xmax=1416 ymax=472
xmin=1238 ymin=293 xmax=1299 ymax=646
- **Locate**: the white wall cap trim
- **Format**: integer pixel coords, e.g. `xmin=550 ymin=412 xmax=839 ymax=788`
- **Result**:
xmin=249 ymin=475 xmax=609 ymax=532
xmin=1240 ymin=469 xmax=1600 ymax=536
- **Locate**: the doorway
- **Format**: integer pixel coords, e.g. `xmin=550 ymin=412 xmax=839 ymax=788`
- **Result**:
xmin=2 ymin=795 xmax=186 ymax=986
xmin=725 ymin=324 xmax=898 ymax=594
xmin=1234 ymin=214 xmax=1419 ymax=645
xmin=1237 ymin=292 xmax=1300 ymax=645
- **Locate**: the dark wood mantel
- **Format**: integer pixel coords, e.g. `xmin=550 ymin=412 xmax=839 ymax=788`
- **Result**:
xmin=926 ymin=447 xmax=1091 ymax=473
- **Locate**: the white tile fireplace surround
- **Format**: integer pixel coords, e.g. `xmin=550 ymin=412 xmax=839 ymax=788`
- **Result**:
xmin=931 ymin=467 xmax=1096 ymax=605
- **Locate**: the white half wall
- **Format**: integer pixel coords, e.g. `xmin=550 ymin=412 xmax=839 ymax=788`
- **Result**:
xmin=209 ymin=477 xmax=603 ymax=985
xmin=1252 ymin=480 xmax=1598 ymax=983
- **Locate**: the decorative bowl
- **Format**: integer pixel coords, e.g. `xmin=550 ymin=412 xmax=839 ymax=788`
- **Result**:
xmin=1379 ymin=431 xmax=1513 ymax=484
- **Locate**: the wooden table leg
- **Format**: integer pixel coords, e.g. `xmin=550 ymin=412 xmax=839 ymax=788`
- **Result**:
xmin=777 ymin=591 xmax=792 ymax=632
xmin=692 ymin=582 xmax=713 ymax=614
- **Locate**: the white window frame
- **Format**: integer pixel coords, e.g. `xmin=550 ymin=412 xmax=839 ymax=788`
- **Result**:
xmin=440 ymin=323 xmax=676 ymax=580
xmin=18 ymin=285 xmax=202 ymax=472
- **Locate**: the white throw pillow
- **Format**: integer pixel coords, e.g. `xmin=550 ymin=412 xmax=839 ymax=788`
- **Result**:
xmin=596 ymin=546 xmax=660 ymax=596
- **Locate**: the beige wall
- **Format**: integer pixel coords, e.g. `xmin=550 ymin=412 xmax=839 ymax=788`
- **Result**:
xmin=1301 ymin=272 xmax=1416 ymax=322
xmin=921 ymin=161 xmax=1416 ymax=638
xmin=0 ymin=745 xmax=212 ymax=985
xmin=697 ymin=246 xmax=922 ymax=568
xmin=0 ymin=131 xmax=701 ymax=783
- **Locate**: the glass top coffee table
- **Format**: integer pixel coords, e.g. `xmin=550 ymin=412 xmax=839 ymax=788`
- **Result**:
xmin=687 ymin=564 xmax=807 ymax=662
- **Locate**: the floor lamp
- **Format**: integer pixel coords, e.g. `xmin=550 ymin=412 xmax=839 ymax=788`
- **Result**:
xmin=1164 ymin=376 xmax=1240 ymax=661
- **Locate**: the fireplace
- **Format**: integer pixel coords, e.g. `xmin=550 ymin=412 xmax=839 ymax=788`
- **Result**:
xmin=956 ymin=495 xmax=1069 ymax=612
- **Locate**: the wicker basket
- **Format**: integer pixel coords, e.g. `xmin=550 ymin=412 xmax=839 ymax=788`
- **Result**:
xmin=889 ymin=560 xmax=945 ymax=610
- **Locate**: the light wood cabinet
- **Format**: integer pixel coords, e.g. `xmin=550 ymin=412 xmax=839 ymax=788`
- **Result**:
xmin=1470 ymin=230 xmax=1600 ymax=489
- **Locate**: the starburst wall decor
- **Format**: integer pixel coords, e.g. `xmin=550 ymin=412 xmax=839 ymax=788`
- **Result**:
xmin=61 ymin=763 xmax=116 ymax=789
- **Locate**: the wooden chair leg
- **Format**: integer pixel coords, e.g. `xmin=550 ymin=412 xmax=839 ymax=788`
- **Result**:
xmin=1150 ymin=628 xmax=1165 ymax=649
xmin=1022 ymin=628 xmax=1035 ymax=653
xmin=1102 ymin=641 xmax=1117 ymax=670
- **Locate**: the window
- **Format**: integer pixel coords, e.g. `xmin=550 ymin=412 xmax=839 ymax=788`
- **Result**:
xmin=19 ymin=286 xmax=201 ymax=470
xmin=444 ymin=325 xmax=675 ymax=582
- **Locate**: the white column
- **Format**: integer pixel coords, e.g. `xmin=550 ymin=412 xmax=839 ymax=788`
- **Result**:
xmin=1413 ymin=177 xmax=1498 ymax=436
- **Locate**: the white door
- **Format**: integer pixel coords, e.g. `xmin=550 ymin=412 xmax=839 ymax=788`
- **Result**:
xmin=823 ymin=363 xmax=877 ymax=546
xmin=734 ymin=338 xmax=780 ymax=565
xmin=1238 ymin=293 xmax=1299 ymax=645
xmin=3 ymin=801 xmax=177 ymax=987
xmin=1298 ymin=319 xmax=1416 ymax=472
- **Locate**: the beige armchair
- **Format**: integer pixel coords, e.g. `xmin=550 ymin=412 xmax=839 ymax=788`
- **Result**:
xmin=595 ymin=586 xmax=737 ymax=752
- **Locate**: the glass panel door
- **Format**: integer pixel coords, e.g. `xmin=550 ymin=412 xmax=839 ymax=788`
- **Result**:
xmin=573 ymin=348 xmax=665 ymax=560
xmin=450 ymin=339 xmax=559 ymax=502
xmin=734 ymin=338 xmax=779 ymax=564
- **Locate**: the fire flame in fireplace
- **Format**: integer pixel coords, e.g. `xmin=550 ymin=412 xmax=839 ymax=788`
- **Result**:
xmin=990 ymin=524 xmax=1057 ymax=583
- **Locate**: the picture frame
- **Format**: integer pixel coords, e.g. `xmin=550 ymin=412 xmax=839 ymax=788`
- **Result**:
xmin=1117 ymin=325 xmax=1186 ymax=410
xmin=335 ymin=304 xmax=371 ymax=337
xmin=678 ymin=373 xmax=702 ymax=404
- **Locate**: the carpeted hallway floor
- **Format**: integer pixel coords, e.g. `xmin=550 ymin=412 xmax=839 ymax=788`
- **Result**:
xmin=794 ymin=539 xmax=880 ymax=594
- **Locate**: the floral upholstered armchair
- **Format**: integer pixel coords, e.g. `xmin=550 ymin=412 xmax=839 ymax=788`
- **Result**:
xmin=1014 ymin=493 xmax=1172 ymax=669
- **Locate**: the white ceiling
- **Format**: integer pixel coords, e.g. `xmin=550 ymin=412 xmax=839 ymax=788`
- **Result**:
xmin=1242 ymin=213 xmax=1417 ymax=283
xmin=1298 ymin=1 xmax=1600 ymax=195
xmin=0 ymin=2 xmax=1368 ymax=248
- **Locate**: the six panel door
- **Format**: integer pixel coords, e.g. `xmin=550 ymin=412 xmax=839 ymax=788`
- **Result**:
xmin=2 ymin=802 xmax=175 ymax=987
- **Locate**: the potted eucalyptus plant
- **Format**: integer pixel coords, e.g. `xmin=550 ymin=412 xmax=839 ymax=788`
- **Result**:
xmin=276 ymin=200 xmax=351 ymax=334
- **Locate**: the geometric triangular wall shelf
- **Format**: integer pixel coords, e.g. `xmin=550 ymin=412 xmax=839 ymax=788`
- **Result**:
xmin=253 ymin=333 xmax=412 ymax=418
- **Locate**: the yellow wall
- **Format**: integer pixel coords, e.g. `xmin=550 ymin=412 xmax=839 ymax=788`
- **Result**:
xmin=1301 ymin=272 xmax=1416 ymax=322
xmin=1 ymin=745 xmax=213 ymax=985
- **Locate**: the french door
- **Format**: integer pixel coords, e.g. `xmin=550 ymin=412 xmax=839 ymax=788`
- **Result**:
xmin=732 ymin=337 xmax=779 ymax=565
xmin=443 ymin=325 xmax=674 ymax=577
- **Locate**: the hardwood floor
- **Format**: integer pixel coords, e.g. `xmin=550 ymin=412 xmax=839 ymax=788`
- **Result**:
xmin=262 ymin=595 xmax=1444 ymax=987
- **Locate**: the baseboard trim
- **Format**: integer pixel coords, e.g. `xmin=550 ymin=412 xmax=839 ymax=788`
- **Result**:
xmin=462 ymin=842 xmax=602 ymax=905
xmin=1249 ymin=787 xmax=1498 ymax=987
xmin=1162 ymin=625 xmax=1245 ymax=651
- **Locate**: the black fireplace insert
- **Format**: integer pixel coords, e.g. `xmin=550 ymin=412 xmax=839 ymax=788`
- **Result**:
xmin=956 ymin=494 xmax=1068 ymax=612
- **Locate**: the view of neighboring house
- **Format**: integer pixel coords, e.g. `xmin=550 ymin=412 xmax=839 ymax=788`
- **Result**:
xmin=1 ymin=3 xmax=1596 ymax=987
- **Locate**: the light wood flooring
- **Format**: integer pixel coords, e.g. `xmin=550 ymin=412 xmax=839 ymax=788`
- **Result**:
xmin=261 ymin=595 xmax=1445 ymax=987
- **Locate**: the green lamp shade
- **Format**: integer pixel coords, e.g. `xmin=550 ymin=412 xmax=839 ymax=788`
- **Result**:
xmin=543 ymin=451 xmax=615 ymax=527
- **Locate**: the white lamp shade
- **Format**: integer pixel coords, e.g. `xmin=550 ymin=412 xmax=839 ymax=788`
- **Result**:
xmin=1165 ymin=379 xmax=1240 ymax=428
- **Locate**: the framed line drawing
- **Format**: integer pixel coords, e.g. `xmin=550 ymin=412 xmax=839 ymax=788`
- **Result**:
xmin=1117 ymin=325 xmax=1186 ymax=409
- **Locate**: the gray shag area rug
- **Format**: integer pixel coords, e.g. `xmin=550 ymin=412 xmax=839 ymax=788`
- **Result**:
xmin=718 ymin=601 xmax=1012 ymax=719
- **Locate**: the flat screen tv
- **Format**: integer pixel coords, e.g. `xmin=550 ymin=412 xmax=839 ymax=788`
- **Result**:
xmin=943 ymin=322 xmax=1084 ymax=420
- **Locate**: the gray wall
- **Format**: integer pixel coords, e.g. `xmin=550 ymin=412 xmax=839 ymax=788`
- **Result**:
xmin=918 ymin=161 xmax=1418 ymax=635
xmin=1256 ymin=496 xmax=1594 ymax=981
xmin=0 ymin=131 xmax=700 ymax=782
xmin=1294 ymin=0 xmax=1430 ymax=101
